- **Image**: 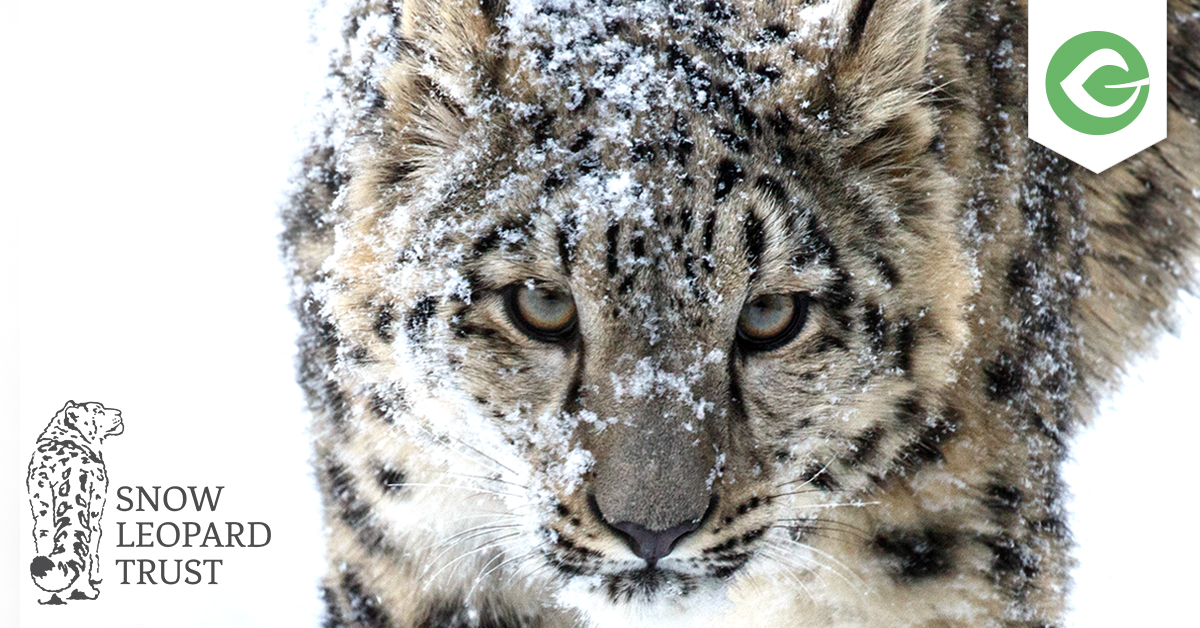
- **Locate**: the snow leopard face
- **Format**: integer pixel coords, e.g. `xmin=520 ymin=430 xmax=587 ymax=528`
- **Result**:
xmin=49 ymin=401 xmax=125 ymax=446
xmin=315 ymin=0 xmax=973 ymax=609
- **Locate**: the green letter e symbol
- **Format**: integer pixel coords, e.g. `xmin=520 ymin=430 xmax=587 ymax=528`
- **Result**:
xmin=1046 ymin=31 xmax=1150 ymax=135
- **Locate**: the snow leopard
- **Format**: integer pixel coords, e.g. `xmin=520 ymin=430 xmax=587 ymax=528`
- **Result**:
xmin=281 ymin=1 xmax=1200 ymax=626
xmin=27 ymin=401 xmax=124 ymax=605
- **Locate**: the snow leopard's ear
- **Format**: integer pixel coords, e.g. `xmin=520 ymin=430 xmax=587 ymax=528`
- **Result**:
xmin=835 ymin=0 xmax=935 ymax=102
xmin=829 ymin=0 xmax=939 ymax=168
xmin=398 ymin=0 xmax=504 ymax=85
xmin=357 ymin=0 xmax=503 ymax=200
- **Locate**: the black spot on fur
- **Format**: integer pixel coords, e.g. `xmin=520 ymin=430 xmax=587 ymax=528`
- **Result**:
xmin=743 ymin=211 xmax=766 ymax=274
xmin=376 ymin=465 xmax=407 ymax=494
xmin=578 ymin=154 xmax=600 ymax=175
xmin=606 ymin=221 xmax=621 ymax=276
xmin=479 ymin=0 xmax=504 ymax=21
xmin=695 ymin=26 xmax=722 ymax=52
xmin=557 ymin=212 xmax=577 ymax=273
xmin=530 ymin=109 xmax=556 ymax=148
xmin=1029 ymin=411 xmax=1068 ymax=452
xmin=618 ymin=274 xmax=636 ymax=295
xmin=543 ymin=170 xmax=565 ymax=191
xmin=811 ymin=332 xmax=849 ymax=353
xmin=894 ymin=395 xmax=923 ymax=425
xmin=714 ymin=159 xmax=744 ymax=202
xmin=383 ymin=160 xmax=417 ymax=186
xmin=758 ymin=23 xmax=790 ymax=43
xmin=406 ymin=297 xmax=438 ymax=339
xmin=701 ymin=0 xmax=735 ymax=21
xmin=873 ymin=528 xmax=956 ymax=582
xmin=984 ymin=483 xmax=1023 ymax=518
xmin=735 ymin=496 xmax=763 ymax=516
xmin=801 ymin=463 xmax=839 ymax=492
xmin=679 ymin=207 xmax=694 ymax=235
xmin=702 ymin=211 xmax=717 ymax=254
xmin=984 ymin=352 xmax=1023 ymax=402
xmin=846 ymin=0 xmax=879 ymax=53
xmin=981 ymin=534 xmax=1039 ymax=580
xmin=845 ymin=426 xmax=885 ymax=467
xmin=631 ymin=233 xmax=646 ymax=259
xmin=374 ymin=304 xmax=396 ymax=343
xmin=754 ymin=64 xmax=783 ymax=82
xmin=325 ymin=459 xmax=388 ymax=550
xmin=669 ymin=114 xmax=694 ymax=164
xmin=715 ymin=127 xmax=750 ymax=153
xmin=321 ymin=584 xmax=345 ymax=628
xmin=342 ymin=571 xmax=393 ymax=628
xmin=872 ymin=253 xmax=901 ymax=287
xmin=893 ymin=418 xmax=956 ymax=475
xmin=568 ymin=129 xmax=594 ymax=152
xmin=631 ymin=142 xmax=656 ymax=163
xmin=1008 ymin=254 xmax=1034 ymax=293
xmin=754 ymin=175 xmax=788 ymax=206
xmin=895 ymin=318 xmax=916 ymax=374
xmin=472 ymin=215 xmax=534 ymax=257
xmin=806 ymin=217 xmax=840 ymax=267
xmin=863 ymin=302 xmax=887 ymax=353
xmin=822 ymin=270 xmax=855 ymax=333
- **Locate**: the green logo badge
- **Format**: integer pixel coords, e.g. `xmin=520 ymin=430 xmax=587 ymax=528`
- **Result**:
xmin=1046 ymin=31 xmax=1150 ymax=135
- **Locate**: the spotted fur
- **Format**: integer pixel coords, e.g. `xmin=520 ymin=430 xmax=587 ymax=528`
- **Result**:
xmin=283 ymin=1 xmax=1200 ymax=626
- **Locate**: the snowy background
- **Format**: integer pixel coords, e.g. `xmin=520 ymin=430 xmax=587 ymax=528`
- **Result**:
xmin=5 ymin=1 xmax=1198 ymax=626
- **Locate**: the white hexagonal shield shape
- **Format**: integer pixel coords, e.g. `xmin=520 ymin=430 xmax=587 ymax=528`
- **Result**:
xmin=1029 ymin=0 xmax=1166 ymax=174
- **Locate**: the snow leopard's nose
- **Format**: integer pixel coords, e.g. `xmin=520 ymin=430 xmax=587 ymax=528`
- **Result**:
xmin=588 ymin=493 xmax=716 ymax=565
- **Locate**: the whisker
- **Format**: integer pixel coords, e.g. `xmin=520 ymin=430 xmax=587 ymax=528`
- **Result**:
xmin=441 ymin=471 xmax=531 ymax=489
xmin=772 ymin=500 xmax=880 ymax=509
xmin=776 ymin=517 xmax=872 ymax=536
xmin=387 ymin=482 xmax=524 ymax=499
xmin=774 ymin=460 xmax=836 ymax=490
xmin=424 ymin=532 xmax=524 ymax=585
xmin=467 ymin=548 xmax=540 ymax=600
xmin=769 ymin=524 xmax=870 ymax=545
xmin=431 ymin=523 xmax=523 ymax=553
xmin=758 ymin=546 xmax=818 ymax=604
xmin=774 ymin=536 xmax=870 ymax=594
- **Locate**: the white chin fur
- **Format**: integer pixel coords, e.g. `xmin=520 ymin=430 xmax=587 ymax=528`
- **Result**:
xmin=556 ymin=575 xmax=735 ymax=628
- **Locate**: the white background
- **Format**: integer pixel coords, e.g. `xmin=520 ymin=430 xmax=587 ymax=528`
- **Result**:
xmin=3 ymin=1 xmax=1198 ymax=626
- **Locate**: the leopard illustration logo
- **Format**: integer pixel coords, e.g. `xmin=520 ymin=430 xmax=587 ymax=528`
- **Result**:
xmin=27 ymin=401 xmax=124 ymax=605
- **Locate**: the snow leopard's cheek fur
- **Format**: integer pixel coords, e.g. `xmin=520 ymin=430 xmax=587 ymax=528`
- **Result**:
xmin=323 ymin=0 xmax=972 ymax=604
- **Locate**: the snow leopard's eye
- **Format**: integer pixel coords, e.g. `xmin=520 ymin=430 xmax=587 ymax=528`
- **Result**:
xmin=505 ymin=282 xmax=578 ymax=343
xmin=737 ymin=293 xmax=809 ymax=352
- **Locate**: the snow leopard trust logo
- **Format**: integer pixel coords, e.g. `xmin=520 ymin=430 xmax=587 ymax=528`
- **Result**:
xmin=1029 ymin=0 xmax=1166 ymax=173
xmin=26 ymin=401 xmax=124 ymax=605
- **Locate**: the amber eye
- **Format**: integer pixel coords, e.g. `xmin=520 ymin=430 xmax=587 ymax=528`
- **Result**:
xmin=505 ymin=282 xmax=578 ymax=342
xmin=737 ymin=293 xmax=809 ymax=352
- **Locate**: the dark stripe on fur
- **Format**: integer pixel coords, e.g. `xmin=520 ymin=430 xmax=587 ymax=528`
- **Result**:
xmin=872 ymin=527 xmax=956 ymax=582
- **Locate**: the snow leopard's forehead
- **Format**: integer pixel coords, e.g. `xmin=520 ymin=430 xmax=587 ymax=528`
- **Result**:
xmin=381 ymin=0 xmax=865 ymax=303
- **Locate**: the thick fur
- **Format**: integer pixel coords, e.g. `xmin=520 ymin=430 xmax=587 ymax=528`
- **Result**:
xmin=27 ymin=401 xmax=124 ymax=605
xmin=283 ymin=1 xmax=1200 ymax=626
